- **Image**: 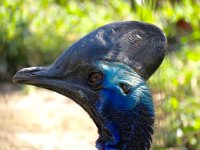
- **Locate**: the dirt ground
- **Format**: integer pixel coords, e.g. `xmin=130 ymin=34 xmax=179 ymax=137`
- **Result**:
xmin=0 ymin=83 xmax=98 ymax=150
xmin=0 ymin=83 xmax=168 ymax=150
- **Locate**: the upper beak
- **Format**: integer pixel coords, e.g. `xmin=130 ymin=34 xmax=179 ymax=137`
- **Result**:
xmin=12 ymin=66 xmax=63 ymax=90
xmin=13 ymin=66 xmax=49 ymax=84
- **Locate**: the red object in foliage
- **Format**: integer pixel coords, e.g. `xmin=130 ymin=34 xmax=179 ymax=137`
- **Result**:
xmin=176 ymin=19 xmax=193 ymax=35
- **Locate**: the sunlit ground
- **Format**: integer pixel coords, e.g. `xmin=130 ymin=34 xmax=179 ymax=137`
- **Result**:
xmin=0 ymin=84 xmax=97 ymax=150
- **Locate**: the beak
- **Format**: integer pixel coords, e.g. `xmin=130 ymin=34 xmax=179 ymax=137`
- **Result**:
xmin=12 ymin=66 xmax=96 ymax=105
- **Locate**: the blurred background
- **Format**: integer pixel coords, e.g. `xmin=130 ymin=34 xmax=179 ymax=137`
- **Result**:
xmin=0 ymin=0 xmax=200 ymax=149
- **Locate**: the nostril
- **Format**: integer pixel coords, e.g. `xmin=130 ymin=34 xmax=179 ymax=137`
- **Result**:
xmin=29 ymin=70 xmax=39 ymax=76
xmin=27 ymin=67 xmax=45 ymax=76
xmin=30 ymin=72 xmax=37 ymax=76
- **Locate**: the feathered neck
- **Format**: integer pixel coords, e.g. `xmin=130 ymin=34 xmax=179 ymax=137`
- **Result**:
xmin=96 ymin=103 xmax=154 ymax=150
xmin=88 ymin=61 xmax=155 ymax=150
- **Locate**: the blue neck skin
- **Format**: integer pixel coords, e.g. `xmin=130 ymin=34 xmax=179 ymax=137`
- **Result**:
xmin=92 ymin=61 xmax=154 ymax=150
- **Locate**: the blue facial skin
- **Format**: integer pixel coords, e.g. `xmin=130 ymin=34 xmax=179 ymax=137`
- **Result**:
xmin=92 ymin=61 xmax=155 ymax=150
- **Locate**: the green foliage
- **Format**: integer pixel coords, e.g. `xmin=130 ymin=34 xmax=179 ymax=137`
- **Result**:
xmin=149 ymin=44 xmax=200 ymax=149
xmin=1 ymin=0 xmax=200 ymax=149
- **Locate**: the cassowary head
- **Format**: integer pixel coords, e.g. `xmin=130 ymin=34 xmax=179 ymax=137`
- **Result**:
xmin=13 ymin=21 xmax=167 ymax=150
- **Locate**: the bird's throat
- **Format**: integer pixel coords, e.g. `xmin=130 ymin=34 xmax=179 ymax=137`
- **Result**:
xmin=95 ymin=104 xmax=154 ymax=150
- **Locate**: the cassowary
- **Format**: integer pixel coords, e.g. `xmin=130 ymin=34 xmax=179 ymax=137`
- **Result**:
xmin=13 ymin=21 xmax=167 ymax=150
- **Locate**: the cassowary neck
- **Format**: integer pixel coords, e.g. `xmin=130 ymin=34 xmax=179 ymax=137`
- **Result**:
xmin=90 ymin=61 xmax=155 ymax=150
xmin=96 ymin=103 xmax=154 ymax=150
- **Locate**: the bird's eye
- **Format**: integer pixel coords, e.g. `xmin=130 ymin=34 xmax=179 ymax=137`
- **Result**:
xmin=88 ymin=71 xmax=104 ymax=86
xmin=119 ymin=83 xmax=130 ymax=94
